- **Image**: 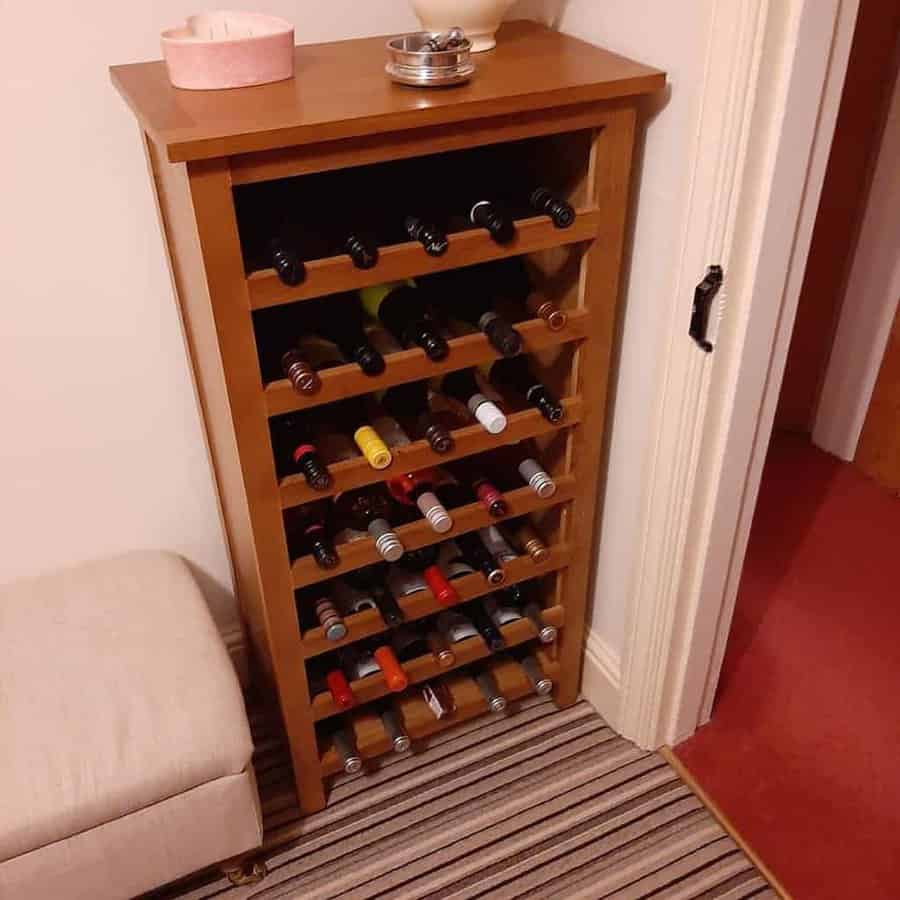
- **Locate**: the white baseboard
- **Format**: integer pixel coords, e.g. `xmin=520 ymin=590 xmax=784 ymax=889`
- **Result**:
xmin=581 ymin=631 xmax=622 ymax=731
xmin=221 ymin=623 xmax=250 ymax=689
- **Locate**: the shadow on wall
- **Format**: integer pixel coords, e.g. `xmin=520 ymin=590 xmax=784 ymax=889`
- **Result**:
xmin=508 ymin=0 xmax=569 ymax=28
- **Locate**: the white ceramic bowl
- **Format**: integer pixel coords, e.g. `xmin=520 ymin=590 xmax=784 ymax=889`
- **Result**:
xmin=161 ymin=11 xmax=294 ymax=91
xmin=410 ymin=0 xmax=515 ymax=52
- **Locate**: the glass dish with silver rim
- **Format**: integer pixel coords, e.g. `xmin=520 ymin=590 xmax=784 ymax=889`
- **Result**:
xmin=386 ymin=28 xmax=475 ymax=87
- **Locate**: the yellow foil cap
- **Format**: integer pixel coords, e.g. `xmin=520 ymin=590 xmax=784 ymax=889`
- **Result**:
xmin=354 ymin=426 xmax=392 ymax=470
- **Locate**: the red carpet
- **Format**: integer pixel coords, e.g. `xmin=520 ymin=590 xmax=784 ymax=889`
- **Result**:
xmin=675 ymin=432 xmax=900 ymax=899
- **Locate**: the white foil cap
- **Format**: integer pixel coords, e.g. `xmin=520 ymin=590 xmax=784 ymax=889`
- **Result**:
xmin=468 ymin=394 xmax=507 ymax=434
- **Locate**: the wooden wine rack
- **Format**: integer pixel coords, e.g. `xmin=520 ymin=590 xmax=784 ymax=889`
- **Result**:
xmin=112 ymin=21 xmax=664 ymax=815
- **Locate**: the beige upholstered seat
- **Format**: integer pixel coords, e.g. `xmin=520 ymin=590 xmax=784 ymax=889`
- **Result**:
xmin=0 ymin=551 xmax=262 ymax=899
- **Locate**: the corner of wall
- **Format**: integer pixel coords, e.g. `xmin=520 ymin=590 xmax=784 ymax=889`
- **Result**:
xmin=581 ymin=629 xmax=622 ymax=731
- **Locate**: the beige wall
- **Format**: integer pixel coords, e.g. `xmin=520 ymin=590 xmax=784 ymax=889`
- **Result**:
xmin=1 ymin=1 xmax=714 ymax=660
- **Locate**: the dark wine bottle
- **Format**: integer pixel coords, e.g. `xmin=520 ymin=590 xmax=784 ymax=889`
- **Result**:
xmin=330 ymin=723 xmax=363 ymax=774
xmin=489 ymin=356 xmax=565 ymax=424
xmin=387 ymin=469 xmax=453 ymax=534
xmin=515 ymin=649 xmax=554 ymax=694
xmin=359 ymin=280 xmax=449 ymax=361
xmin=271 ymin=414 xmax=332 ymax=490
xmin=405 ymin=215 xmax=449 ymax=256
xmin=402 ymin=545 xmax=459 ymax=606
xmin=489 ymin=442 xmax=557 ymax=499
xmin=268 ymin=230 xmax=306 ymax=285
xmin=332 ymin=486 xmax=404 ymax=562
xmin=468 ymin=601 xmax=507 ymax=652
xmin=427 ymin=268 xmax=522 ymax=357
xmin=285 ymin=501 xmax=339 ymax=569
xmin=310 ymin=662 xmax=355 ymax=710
xmin=436 ymin=610 xmax=479 ymax=644
xmin=381 ymin=382 xmax=454 ymax=454
xmin=343 ymin=639 xmax=408 ymax=692
xmin=304 ymin=295 xmax=385 ymax=375
xmin=478 ymin=526 xmax=519 ymax=565
xmin=377 ymin=701 xmax=412 ymax=753
xmin=475 ymin=668 xmax=507 ymax=712
xmin=296 ymin=586 xmax=347 ymax=641
xmin=482 ymin=593 xmax=523 ymax=629
xmin=529 ymin=187 xmax=575 ymax=229
xmin=344 ymin=564 xmax=406 ymax=627
xmin=440 ymin=460 xmax=509 ymax=518
xmin=506 ymin=519 xmax=550 ymax=564
xmin=455 ymin=531 xmax=505 ymax=586
xmin=440 ymin=369 xmax=507 ymax=434
xmin=501 ymin=582 xmax=557 ymax=644
xmin=484 ymin=257 xmax=567 ymax=331
xmin=391 ymin=626 xmax=432 ymax=663
xmin=427 ymin=629 xmax=456 ymax=667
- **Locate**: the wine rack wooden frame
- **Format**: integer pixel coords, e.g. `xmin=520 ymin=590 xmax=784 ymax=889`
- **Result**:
xmin=112 ymin=21 xmax=664 ymax=816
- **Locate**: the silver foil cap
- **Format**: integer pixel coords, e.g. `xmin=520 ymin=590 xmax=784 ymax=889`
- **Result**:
xmin=369 ymin=518 xmax=405 ymax=562
xmin=518 ymin=458 xmax=556 ymax=498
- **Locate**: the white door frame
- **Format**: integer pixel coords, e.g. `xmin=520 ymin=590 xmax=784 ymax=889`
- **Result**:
xmin=607 ymin=0 xmax=860 ymax=749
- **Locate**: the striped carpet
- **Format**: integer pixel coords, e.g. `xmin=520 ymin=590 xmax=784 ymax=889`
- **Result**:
xmin=157 ymin=697 xmax=774 ymax=900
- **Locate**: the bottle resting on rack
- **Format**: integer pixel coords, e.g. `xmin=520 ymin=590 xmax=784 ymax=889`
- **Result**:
xmin=331 ymin=398 xmax=393 ymax=470
xmin=285 ymin=501 xmax=339 ymax=569
xmin=381 ymin=382 xmax=454 ymax=454
xmin=310 ymin=660 xmax=356 ymax=710
xmin=455 ymin=531 xmax=505 ymax=586
xmin=376 ymin=701 xmax=412 ymax=753
xmin=401 ymin=545 xmax=460 ymax=607
xmin=502 ymin=582 xmax=557 ymax=644
xmin=484 ymin=257 xmax=567 ymax=332
xmin=506 ymin=519 xmax=550 ymax=564
xmin=440 ymin=460 xmax=508 ymax=518
xmin=330 ymin=724 xmax=363 ymax=774
xmin=468 ymin=600 xmax=507 ymax=652
xmin=271 ymin=414 xmax=332 ymax=490
xmin=303 ymin=295 xmax=386 ymax=376
xmin=332 ymin=485 xmax=405 ymax=563
xmin=513 ymin=648 xmax=554 ymax=694
xmin=489 ymin=356 xmax=565 ymax=424
xmin=343 ymin=565 xmax=406 ymax=627
xmin=359 ymin=280 xmax=449 ymax=361
xmin=440 ymin=369 xmax=507 ymax=435
xmin=297 ymin=586 xmax=348 ymax=641
xmin=475 ymin=667 xmax=507 ymax=712
xmin=489 ymin=442 xmax=557 ymax=499
xmin=387 ymin=468 xmax=453 ymax=534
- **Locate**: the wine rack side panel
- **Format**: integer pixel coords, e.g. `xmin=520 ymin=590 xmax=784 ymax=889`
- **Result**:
xmin=554 ymin=107 xmax=640 ymax=707
xmin=147 ymin=139 xmax=326 ymax=814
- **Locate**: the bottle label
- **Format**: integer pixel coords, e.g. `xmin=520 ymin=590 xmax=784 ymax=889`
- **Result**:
xmin=479 ymin=526 xmax=517 ymax=562
xmin=442 ymin=619 xmax=479 ymax=643
xmin=332 ymin=580 xmax=377 ymax=613
xmin=386 ymin=566 xmax=428 ymax=597
xmin=437 ymin=542 xmax=476 ymax=579
xmin=353 ymin=653 xmax=380 ymax=679
xmin=422 ymin=683 xmax=448 ymax=719
xmin=359 ymin=281 xmax=415 ymax=319
xmin=372 ymin=413 xmax=411 ymax=448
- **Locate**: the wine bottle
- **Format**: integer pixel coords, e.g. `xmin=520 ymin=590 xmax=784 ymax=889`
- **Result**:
xmin=427 ymin=629 xmax=456 ymax=667
xmin=528 ymin=187 xmax=576 ymax=229
xmin=426 ymin=268 xmax=522 ymax=357
xmin=440 ymin=369 xmax=507 ymax=434
xmin=271 ymin=414 xmax=332 ymax=490
xmin=401 ymin=546 xmax=460 ymax=606
xmin=381 ymin=382 xmax=454 ymax=454
xmin=437 ymin=540 xmax=478 ymax=582
xmin=331 ymin=578 xmax=377 ymax=613
xmin=515 ymin=649 xmax=554 ymax=695
xmin=377 ymin=702 xmax=412 ymax=753
xmin=285 ymin=501 xmax=339 ymax=569
xmin=344 ymin=565 xmax=406 ymax=627
xmin=405 ymin=215 xmax=449 ymax=256
xmin=506 ymin=519 xmax=550 ymax=564
xmin=440 ymin=461 xmax=508 ymax=518
xmin=466 ymin=196 xmax=516 ymax=245
xmin=296 ymin=586 xmax=348 ymax=641
xmin=468 ymin=601 xmax=507 ymax=651
xmin=482 ymin=593 xmax=523 ymax=629
xmin=436 ymin=610 xmax=479 ymax=644
xmin=478 ymin=526 xmax=519 ymax=565
xmin=332 ymin=486 xmax=404 ymax=563
xmin=332 ymin=398 xmax=393 ymax=470
xmin=387 ymin=469 xmax=453 ymax=534
xmin=256 ymin=313 xmax=342 ymax=394
xmin=304 ymin=295 xmax=385 ymax=376
xmin=310 ymin=663 xmax=356 ymax=710
xmin=391 ymin=626 xmax=432 ymax=663
xmin=421 ymin=679 xmax=456 ymax=719
xmin=359 ymin=280 xmax=449 ymax=361
xmin=330 ymin=724 xmax=363 ymax=774
xmin=341 ymin=640 xmax=408 ymax=692
xmin=488 ymin=442 xmax=557 ymax=499
xmin=502 ymin=582 xmax=557 ymax=644
xmin=485 ymin=257 xmax=567 ymax=331
xmin=475 ymin=668 xmax=507 ymax=712
xmin=455 ymin=531 xmax=505 ymax=585
xmin=267 ymin=230 xmax=306 ymax=285
xmin=489 ymin=356 xmax=565 ymax=424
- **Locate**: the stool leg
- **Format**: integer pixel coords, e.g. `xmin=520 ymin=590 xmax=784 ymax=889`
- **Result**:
xmin=221 ymin=853 xmax=268 ymax=886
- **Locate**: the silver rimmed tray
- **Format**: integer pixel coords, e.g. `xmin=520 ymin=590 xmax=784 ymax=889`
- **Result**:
xmin=386 ymin=32 xmax=475 ymax=88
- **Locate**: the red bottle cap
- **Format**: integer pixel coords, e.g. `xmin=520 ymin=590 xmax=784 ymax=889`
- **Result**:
xmin=292 ymin=443 xmax=317 ymax=464
xmin=476 ymin=481 xmax=504 ymax=511
xmin=424 ymin=565 xmax=460 ymax=606
xmin=326 ymin=670 xmax=355 ymax=709
xmin=373 ymin=646 xmax=409 ymax=692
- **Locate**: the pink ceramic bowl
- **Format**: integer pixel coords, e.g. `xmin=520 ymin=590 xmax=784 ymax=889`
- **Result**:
xmin=161 ymin=11 xmax=294 ymax=91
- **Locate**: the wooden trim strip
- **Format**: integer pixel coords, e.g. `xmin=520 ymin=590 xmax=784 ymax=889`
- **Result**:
xmin=229 ymin=103 xmax=608 ymax=184
xmin=247 ymin=210 xmax=602 ymax=310
xmin=301 ymin=544 xmax=571 ymax=658
xmin=266 ymin=311 xmax=590 ymax=418
xmin=319 ymin=652 xmax=561 ymax=775
xmin=661 ymin=748 xmax=793 ymax=900
xmin=280 ymin=398 xmax=582 ymax=509
xmin=291 ymin=476 xmax=577 ymax=589
xmin=312 ymin=612 xmax=564 ymax=721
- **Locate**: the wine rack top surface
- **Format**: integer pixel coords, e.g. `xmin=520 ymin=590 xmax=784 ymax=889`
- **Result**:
xmin=110 ymin=21 xmax=664 ymax=163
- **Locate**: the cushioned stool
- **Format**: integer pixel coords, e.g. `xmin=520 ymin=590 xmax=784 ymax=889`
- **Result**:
xmin=0 ymin=551 xmax=263 ymax=899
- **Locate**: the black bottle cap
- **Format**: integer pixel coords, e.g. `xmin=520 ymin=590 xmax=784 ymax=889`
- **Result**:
xmin=293 ymin=445 xmax=333 ymax=491
xmin=424 ymin=423 xmax=454 ymax=454
xmin=345 ymin=234 xmax=379 ymax=270
xmin=270 ymin=241 xmax=306 ymax=286
xmin=471 ymin=202 xmax=516 ymax=245
xmin=484 ymin=318 xmax=523 ymax=358
xmin=531 ymin=188 xmax=575 ymax=229
xmin=311 ymin=541 xmax=340 ymax=570
xmin=352 ymin=345 xmax=387 ymax=376
xmin=405 ymin=218 xmax=450 ymax=257
xmin=532 ymin=387 xmax=565 ymax=424
xmin=417 ymin=330 xmax=450 ymax=362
